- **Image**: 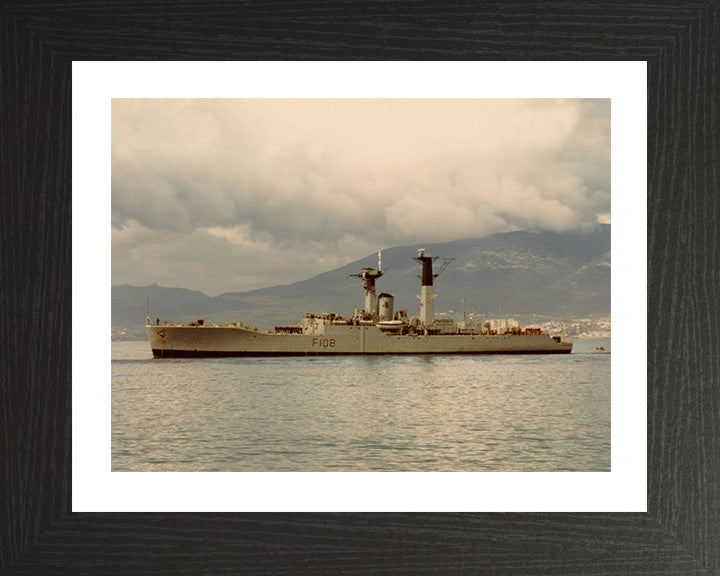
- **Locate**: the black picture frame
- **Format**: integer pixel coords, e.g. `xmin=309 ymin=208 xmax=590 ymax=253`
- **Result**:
xmin=2 ymin=2 xmax=718 ymax=574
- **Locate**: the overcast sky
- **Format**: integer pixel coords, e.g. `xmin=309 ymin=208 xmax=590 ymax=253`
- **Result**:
xmin=112 ymin=98 xmax=610 ymax=296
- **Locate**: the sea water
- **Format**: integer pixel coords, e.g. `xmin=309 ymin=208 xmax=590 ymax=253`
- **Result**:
xmin=111 ymin=338 xmax=610 ymax=471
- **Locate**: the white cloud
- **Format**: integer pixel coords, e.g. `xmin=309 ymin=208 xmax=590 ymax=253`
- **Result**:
xmin=112 ymin=98 xmax=610 ymax=294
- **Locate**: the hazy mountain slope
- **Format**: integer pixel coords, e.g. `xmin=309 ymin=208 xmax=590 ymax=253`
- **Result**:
xmin=113 ymin=225 xmax=610 ymax=338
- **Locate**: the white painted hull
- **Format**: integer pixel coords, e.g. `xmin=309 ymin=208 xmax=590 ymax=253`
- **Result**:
xmin=147 ymin=324 xmax=572 ymax=357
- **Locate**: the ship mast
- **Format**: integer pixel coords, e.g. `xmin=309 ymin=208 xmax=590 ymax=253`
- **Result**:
xmin=412 ymin=250 xmax=455 ymax=328
xmin=413 ymin=249 xmax=435 ymax=327
xmin=348 ymin=251 xmax=383 ymax=318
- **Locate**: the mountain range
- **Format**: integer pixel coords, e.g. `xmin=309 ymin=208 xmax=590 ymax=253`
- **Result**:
xmin=112 ymin=225 xmax=610 ymax=340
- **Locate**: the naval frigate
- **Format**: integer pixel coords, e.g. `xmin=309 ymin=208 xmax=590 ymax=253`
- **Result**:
xmin=146 ymin=249 xmax=573 ymax=357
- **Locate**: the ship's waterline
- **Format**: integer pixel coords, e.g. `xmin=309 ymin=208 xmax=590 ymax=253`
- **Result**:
xmin=148 ymin=325 xmax=572 ymax=357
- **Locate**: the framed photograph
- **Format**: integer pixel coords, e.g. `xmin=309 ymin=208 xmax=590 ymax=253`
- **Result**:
xmin=80 ymin=64 xmax=639 ymax=513
xmin=3 ymin=3 xmax=717 ymax=574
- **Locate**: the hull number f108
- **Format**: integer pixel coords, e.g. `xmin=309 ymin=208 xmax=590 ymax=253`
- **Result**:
xmin=312 ymin=338 xmax=336 ymax=348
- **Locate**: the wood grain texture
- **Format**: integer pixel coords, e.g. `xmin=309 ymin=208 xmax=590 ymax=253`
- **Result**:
xmin=1 ymin=1 xmax=718 ymax=574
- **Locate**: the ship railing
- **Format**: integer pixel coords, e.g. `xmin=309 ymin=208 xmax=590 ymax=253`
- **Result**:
xmin=275 ymin=326 xmax=303 ymax=334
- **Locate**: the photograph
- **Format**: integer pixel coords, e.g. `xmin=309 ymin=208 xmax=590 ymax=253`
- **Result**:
xmin=5 ymin=4 xmax=715 ymax=569
xmin=111 ymin=98 xmax=611 ymax=472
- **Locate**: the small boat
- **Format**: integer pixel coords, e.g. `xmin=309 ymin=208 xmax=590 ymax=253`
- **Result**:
xmin=376 ymin=320 xmax=405 ymax=333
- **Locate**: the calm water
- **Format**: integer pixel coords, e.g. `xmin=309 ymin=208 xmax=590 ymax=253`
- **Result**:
xmin=112 ymin=338 xmax=610 ymax=472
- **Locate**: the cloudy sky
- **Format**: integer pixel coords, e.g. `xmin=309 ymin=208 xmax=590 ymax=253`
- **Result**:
xmin=112 ymin=98 xmax=610 ymax=296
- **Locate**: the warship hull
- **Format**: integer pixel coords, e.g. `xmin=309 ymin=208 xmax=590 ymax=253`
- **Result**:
xmin=146 ymin=248 xmax=573 ymax=357
xmin=146 ymin=323 xmax=572 ymax=358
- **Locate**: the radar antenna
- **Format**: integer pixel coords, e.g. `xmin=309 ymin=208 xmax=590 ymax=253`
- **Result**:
xmin=347 ymin=251 xmax=384 ymax=285
xmin=347 ymin=250 xmax=384 ymax=317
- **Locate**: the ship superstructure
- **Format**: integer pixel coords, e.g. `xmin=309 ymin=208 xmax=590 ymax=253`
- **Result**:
xmin=146 ymin=250 xmax=573 ymax=357
xmin=347 ymin=251 xmax=384 ymax=320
